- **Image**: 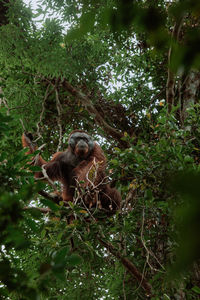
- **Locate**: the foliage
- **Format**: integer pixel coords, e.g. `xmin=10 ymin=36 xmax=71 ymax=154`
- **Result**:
xmin=0 ymin=0 xmax=200 ymax=299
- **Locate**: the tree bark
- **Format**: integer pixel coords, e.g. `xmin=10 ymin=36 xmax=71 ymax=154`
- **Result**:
xmin=181 ymin=71 xmax=200 ymax=122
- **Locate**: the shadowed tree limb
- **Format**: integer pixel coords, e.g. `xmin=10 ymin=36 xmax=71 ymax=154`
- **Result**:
xmin=23 ymin=206 xmax=51 ymax=213
xmin=166 ymin=16 xmax=184 ymax=113
xmin=63 ymin=79 xmax=129 ymax=148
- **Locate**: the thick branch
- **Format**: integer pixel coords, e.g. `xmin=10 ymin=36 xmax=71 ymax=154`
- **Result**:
xmin=182 ymin=71 xmax=200 ymax=122
xmin=63 ymin=80 xmax=129 ymax=147
xmin=97 ymin=237 xmax=152 ymax=296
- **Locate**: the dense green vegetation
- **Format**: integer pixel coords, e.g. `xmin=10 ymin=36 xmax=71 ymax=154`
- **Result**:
xmin=0 ymin=0 xmax=200 ymax=299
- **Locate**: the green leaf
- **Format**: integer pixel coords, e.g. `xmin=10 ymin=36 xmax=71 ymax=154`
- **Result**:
xmin=40 ymin=198 xmax=59 ymax=212
xmin=28 ymin=165 xmax=42 ymax=172
xmin=192 ymin=286 xmax=200 ymax=294
xmin=53 ymin=246 xmax=70 ymax=264
xmin=12 ymin=148 xmax=27 ymax=164
xmin=24 ymin=217 xmax=39 ymax=233
xmin=67 ymin=254 xmax=82 ymax=266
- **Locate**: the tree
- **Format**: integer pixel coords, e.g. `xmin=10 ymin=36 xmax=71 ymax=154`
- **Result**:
xmin=0 ymin=0 xmax=200 ymax=299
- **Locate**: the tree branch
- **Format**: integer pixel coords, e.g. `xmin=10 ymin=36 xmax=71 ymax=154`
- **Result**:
xmin=166 ymin=16 xmax=184 ymax=113
xmin=23 ymin=206 xmax=51 ymax=213
xmin=55 ymin=87 xmax=63 ymax=152
xmin=97 ymin=236 xmax=152 ymax=297
xmin=182 ymin=71 xmax=200 ymax=122
xmin=63 ymin=79 xmax=129 ymax=147
xmin=34 ymin=84 xmax=54 ymax=143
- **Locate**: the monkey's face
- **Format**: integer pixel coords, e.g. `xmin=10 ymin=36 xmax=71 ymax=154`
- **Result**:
xmin=69 ymin=132 xmax=94 ymax=158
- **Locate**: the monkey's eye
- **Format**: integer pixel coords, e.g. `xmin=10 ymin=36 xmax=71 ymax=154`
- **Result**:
xmin=77 ymin=137 xmax=88 ymax=143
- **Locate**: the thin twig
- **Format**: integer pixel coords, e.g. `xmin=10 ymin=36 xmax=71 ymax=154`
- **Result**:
xmin=123 ymin=270 xmax=127 ymax=300
xmin=20 ymin=118 xmax=26 ymax=131
xmin=0 ymin=86 xmax=10 ymax=115
xmin=166 ymin=16 xmax=184 ymax=113
xmin=34 ymin=84 xmax=53 ymax=143
xmin=140 ymin=209 xmax=165 ymax=272
xmin=23 ymin=206 xmax=51 ymax=213
xmin=55 ymin=87 xmax=63 ymax=152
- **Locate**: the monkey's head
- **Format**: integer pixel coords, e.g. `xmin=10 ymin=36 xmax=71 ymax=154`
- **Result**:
xmin=68 ymin=131 xmax=94 ymax=158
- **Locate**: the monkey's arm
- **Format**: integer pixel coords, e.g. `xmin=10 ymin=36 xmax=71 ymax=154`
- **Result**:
xmin=22 ymin=132 xmax=65 ymax=181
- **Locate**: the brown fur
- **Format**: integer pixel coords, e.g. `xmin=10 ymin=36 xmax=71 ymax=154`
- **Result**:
xmin=22 ymin=131 xmax=121 ymax=211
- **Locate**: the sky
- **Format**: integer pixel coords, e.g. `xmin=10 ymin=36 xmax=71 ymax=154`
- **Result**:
xmin=23 ymin=0 xmax=61 ymax=26
xmin=24 ymin=0 xmax=38 ymax=10
xmin=22 ymin=0 xmax=154 ymax=100
xmin=23 ymin=0 xmax=70 ymax=31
